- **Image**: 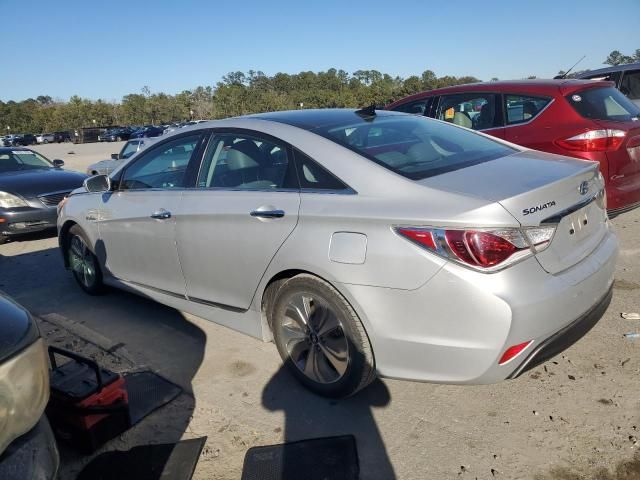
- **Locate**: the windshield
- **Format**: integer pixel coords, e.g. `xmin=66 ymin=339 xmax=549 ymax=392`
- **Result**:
xmin=315 ymin=115 xmax=516 ymax=180
xmin=0 ymin=150 xmax=52 ymax=172
xmin=567 ymin=86 xmax=640 ymax=122
xmin=121 ymin=141 xmax=141 ymax=159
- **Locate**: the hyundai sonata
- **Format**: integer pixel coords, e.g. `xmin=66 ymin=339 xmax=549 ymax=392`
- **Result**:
xmin=57 ymin=108 xmax=617 ymax=397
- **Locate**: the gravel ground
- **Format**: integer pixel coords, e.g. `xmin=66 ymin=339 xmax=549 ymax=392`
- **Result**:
xmin=2 ymin=141 xmax=640 ymax=479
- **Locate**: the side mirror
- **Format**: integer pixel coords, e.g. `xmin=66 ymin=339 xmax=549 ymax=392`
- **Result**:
xmin=83 ymin=174 xmax=112 ymax=193
xmin=111 ymin=153 xmax=119 ymax=160
xmin=52 ymin=159 xmax=64 ymax=168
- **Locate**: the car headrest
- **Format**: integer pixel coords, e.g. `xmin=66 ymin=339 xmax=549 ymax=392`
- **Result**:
xmin=226 ymin=140 xmax=263 ymax=170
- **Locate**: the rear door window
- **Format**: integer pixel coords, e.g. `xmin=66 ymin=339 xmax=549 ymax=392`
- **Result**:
xmin=505 ymin=95 xmax=551 ymax=125
xmin=435 ymin=93 xmax=501 ymax=131
xmin=567 ymin=86 xmax=640 ymax=122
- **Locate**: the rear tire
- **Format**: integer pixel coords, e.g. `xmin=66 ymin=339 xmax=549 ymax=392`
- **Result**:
xmin=270 ymin=274 xmax=376 ymax=398
xmin=66 ymin=225 xmax=103 ymax=295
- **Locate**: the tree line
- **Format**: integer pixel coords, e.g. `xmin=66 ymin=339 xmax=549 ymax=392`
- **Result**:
xmin=1 ymin=48 xmax=637 ymax=134
xmin=0 ymin=69 xmax=480 ymax=134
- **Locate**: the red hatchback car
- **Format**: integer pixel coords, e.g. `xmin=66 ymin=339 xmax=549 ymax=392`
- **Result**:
xmin=387 ymin=79 xmax=640 ymax=216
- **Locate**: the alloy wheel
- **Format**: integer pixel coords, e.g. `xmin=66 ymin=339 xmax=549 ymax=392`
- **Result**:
xmin=279 ymin=293 xmax=349 ymax=384
xmin=69 ymin=235 xmax=96 ymax=289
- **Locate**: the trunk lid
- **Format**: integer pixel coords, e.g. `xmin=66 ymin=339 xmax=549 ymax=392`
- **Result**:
xmin=418 ymin=150 xmax=607 ymax=274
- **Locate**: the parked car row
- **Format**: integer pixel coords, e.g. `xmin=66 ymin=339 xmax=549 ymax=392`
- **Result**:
xmin=97 ymin=122 xmax=210 ymax=143
xmin=2 ymin=132 xmax=71 ymax=146
xmin=1 ymin=134 xmax=37 ymax=146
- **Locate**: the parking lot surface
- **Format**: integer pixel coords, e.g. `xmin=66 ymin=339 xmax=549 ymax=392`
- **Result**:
xmin=3 ymin=142 xmax=640 ymax=479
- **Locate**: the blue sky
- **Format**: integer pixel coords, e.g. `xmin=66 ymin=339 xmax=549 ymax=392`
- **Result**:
xmin=1 ymin=0 xmax=638 ymax=101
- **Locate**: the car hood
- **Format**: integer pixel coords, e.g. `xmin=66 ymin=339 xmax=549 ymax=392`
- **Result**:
xmin=90 ymin=159 xmax=119 ymax=170
xmin=0 ymin=168 xmax=87 ymax=199
xmin=0 ymin=292 xmax=39 ymax=363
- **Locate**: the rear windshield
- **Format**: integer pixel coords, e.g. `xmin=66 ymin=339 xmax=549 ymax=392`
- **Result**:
xmin=567 ymin=86 xmax=640 ymax=122
xmin=315 ymin=115 xmax=516 ymax=180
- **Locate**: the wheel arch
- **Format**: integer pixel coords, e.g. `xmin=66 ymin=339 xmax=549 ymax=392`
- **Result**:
xmin=58 ymin=219 xmax=78 ymax=268
xmin=259 ymin=268 xmax=376 ymax=353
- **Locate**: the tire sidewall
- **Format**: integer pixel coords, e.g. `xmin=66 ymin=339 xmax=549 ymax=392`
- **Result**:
xmin=271 ymin=276 xmax=370 ymax=398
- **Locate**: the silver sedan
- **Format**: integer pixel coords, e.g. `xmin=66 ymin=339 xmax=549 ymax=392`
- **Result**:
xmin=57 ymin=109 xmax=617 ymax=397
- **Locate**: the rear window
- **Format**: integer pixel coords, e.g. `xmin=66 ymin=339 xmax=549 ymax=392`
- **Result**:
xmin=315 ymin=115 xmax=516 ymax=180
xmin=567 ymin=86 xmax=640 ymax=122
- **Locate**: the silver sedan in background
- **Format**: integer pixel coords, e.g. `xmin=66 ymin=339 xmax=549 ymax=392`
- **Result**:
xmin=58 ymin=109 xmax=617 ymax=398
xmin=85 ymin=138 xmax=156 ymax=175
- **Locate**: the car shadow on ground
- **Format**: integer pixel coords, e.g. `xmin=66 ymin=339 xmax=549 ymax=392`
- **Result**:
xmin=262 ymin=367 xmax=397 ymax=479
xmin=0 ymin=243 xmax=206 ymax=479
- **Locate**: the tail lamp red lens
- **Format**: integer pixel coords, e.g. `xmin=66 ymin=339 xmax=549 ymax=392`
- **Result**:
xmin=396 ymin=228 xmax=436 ymax=250
xmin=498 ymin=340 xmax=533 ymax=365
xmin=555 ymin=129 xmax=626 ymax=152
xmin=396 ymin=227 xmax=536 ymax=270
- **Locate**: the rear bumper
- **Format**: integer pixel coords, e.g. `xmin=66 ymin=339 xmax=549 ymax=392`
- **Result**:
xmin=0 ymin=417 xmax=59 ymax=480
xmin=508 ymin=284 xmax=613 ymax=378
xmin=0 ymin=207 xmax=57 ymax=237
xmin=338 ymin=227 xmax=618 ymax=384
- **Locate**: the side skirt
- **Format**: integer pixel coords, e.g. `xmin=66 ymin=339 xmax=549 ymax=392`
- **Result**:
xmin=103 ymin=277 xmax=266 ymax=341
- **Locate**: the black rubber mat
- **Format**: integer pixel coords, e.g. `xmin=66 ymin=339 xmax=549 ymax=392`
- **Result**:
xmin=77 ymin=437 xmax=207 ymax=480
xmin=241 ymin=435 xmax=359 ymax=480
xmin=125 ymin=371 xmax=182 ymax=425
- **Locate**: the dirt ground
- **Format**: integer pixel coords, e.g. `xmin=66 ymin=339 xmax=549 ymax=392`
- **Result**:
xmin=2 ymin=141 xmax=640 ymax=479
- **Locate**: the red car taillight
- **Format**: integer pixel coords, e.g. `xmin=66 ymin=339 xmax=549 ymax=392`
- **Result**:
xmin=555 ymin=129 xmax=626 ymax=152
xmin=396 ymin=226 xmax=555 ymax=272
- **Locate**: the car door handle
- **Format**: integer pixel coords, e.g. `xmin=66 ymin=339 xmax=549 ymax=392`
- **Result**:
xmin=250 ymin=209 xmax=285 ymax=219
xmin=150 ymin=209 xmax=172 ymax=219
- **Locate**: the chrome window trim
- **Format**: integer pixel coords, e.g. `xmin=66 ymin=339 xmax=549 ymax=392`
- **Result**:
xmin=502 ymin=96 xmax=555 ymax=129
xmin=115 ymin=186 xmax=357 ymax=195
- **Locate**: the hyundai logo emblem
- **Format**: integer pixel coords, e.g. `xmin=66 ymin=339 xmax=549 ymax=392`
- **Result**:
xmin=578 ymin=181 xmax=589 ymax=195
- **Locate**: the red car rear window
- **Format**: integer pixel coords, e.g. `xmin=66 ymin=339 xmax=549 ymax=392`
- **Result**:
xmin=566 ymin=87 xmax=640 ymax=122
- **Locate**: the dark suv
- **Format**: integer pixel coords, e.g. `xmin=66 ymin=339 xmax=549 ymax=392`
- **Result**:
xmin=387 ymin=79 xmax=640 ymax=216
xmin=577 ymin=62 xmax=640 ymax=109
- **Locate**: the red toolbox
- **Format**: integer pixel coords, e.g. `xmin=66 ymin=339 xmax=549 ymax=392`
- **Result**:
xmin=46 ymin=347 xmax=131 ymax=453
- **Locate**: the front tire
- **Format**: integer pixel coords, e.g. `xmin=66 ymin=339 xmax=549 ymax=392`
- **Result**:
xmin=66 ymin=225 xmax=103 ymax=295
xmin=270 ymin=274 xmax=376 ymax=398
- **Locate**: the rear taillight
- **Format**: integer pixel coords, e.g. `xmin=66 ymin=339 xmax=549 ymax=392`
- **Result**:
xmin=396 ymin=226 xmax=556 ymax=272
xmin=555 ymin=129 xmax=626 ymax=152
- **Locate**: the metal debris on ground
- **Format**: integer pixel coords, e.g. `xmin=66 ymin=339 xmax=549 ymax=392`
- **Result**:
xmin=623 ymin=333 xmax=640 ymax=339
xmin=621 ymin=313 xmax=640 ymax=320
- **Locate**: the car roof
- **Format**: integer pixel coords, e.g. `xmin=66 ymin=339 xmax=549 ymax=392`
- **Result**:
xmin=577 ymin=62 xmax=640 ymax=77
xmin=248 ymin=108 xmax=407 ymax=130
xmin=386 ymin=79 xmax=614 ymax=107
xmin=0 ymin=147 xmax=31 ymax=153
